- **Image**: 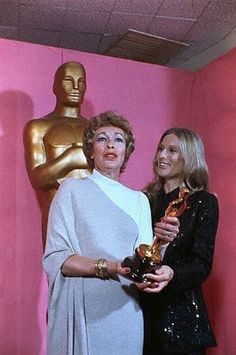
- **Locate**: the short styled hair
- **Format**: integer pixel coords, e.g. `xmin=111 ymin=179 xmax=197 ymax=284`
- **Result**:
xmin=147 ymin=127 xmax=209 ymax=193
xmin=83 ymin=111 xmax=135 ymax=173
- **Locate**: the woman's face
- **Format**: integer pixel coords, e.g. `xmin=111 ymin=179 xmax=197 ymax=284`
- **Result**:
xmin=92 ymin=125 xmax=127 ymax=179
xmin=155 ymin=133 xmax=184 ymax=185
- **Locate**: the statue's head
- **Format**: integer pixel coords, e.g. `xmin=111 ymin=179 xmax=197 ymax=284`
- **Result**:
xmin=53 ymin=61 xmax=86 ymax=107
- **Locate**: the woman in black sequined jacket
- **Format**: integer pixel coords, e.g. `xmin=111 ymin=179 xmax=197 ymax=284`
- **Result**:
xmin=141 ymin=127 xmax=219 ymax=355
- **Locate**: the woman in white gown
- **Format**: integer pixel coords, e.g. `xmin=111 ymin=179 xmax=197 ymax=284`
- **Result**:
xmin=42 ymin=111 xmax=177 ymax=355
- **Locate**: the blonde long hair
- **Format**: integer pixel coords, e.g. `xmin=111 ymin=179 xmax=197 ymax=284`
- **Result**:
xmin=146 ymin=127 xmax=209 ymax=193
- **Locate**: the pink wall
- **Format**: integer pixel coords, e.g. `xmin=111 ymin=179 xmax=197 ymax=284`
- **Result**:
xmin=0 ymin=38 xmax=235 ymax=354
xmin=192 ymin=50 xmax=236 ymax=355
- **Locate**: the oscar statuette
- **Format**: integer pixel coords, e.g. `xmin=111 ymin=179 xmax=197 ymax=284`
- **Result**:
xmin=122 ymin=187 xmax=190 ymax=282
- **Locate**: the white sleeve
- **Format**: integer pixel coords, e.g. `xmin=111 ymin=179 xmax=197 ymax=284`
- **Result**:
xmin=42 ymin=179 xmax=80 ymax=285
xmin=135 ymin=192 xmax=154 ymax=248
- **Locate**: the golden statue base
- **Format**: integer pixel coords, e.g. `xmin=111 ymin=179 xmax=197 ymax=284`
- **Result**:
xmin=122 ymin=243 xmax=162 ymax=282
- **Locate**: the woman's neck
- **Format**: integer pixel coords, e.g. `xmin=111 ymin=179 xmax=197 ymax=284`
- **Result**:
xmin=163 ymin=178 xmax=185 ymax=193
xmin=94 ymin=167 xmax=120 ymax=181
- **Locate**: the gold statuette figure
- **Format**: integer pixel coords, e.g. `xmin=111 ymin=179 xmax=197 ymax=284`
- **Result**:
xmin=122 ymin=187 xmax=190 ymax=281
xmin=23 ymin=61 xmax=91 ymax=248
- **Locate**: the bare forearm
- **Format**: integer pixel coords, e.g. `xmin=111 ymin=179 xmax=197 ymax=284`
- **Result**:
xmin=61 ymin=255 xmax=126 ymax=278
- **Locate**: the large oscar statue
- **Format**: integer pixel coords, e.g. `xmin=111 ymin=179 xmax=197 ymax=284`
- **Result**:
xmin=122 ymin=187 xmax=190 ymax=281
xmin=23 ymin=61 xmax=91 ymax=249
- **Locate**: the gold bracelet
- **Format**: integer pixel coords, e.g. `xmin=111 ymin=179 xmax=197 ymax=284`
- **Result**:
xmin=94 ymin=258 xmax=109 ymax=278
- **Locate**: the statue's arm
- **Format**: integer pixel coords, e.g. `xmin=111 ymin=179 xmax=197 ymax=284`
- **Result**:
xmin=23 ymin=121 xmax=82 ymax=191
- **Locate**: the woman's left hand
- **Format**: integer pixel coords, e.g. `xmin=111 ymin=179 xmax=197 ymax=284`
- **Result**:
xmin=136 ymin=265 xmax=174 ymax=293
xmin=155 ymin=216 xmax=180 ymax=244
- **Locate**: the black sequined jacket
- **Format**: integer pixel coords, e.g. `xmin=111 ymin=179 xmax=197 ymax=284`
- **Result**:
xmin=141 ymin=188 xmax=219 ymax=354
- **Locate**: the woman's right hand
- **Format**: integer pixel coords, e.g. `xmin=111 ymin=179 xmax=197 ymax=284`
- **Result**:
xmin=108 ymin=261 xmax=131 ymax=276
xmin=135 ymin=265 xmax=174 ymax=293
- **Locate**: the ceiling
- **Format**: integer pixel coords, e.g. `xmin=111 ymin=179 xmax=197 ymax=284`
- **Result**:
xmin=1 ymin=0 xmax=236 ymax=69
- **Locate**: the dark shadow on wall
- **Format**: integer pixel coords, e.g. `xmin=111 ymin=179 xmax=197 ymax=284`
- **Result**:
xmin=0 ymin=90 xmax=43 ymax=355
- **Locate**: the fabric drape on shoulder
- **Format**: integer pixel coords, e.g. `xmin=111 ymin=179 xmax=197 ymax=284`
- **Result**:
xmin=43 ymin=176 xmax=152 ymax=355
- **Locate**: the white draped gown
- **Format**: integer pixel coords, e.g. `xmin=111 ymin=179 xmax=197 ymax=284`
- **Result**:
xmin=43 ymin=170 xmax=153 ymax=355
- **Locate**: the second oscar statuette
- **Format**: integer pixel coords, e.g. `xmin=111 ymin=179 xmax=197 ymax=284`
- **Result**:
xmin=122 ymin=187 xmax=190 ymax=282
